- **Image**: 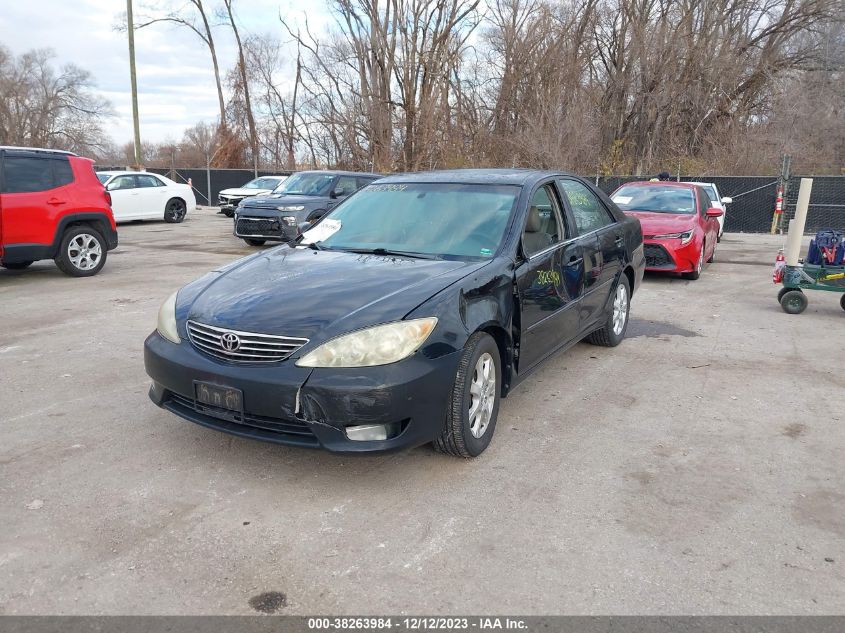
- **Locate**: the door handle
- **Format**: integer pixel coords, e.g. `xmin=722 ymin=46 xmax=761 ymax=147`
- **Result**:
xmin=567 ymin=256 xmax=583 ymax=265
xmin=614 ymin=235 xmax=625 ymax=246
xmin=46 ymin=198 xmax=66 ymax=205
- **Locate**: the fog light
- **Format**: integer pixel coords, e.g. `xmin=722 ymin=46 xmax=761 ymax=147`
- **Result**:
xmin=345 ymin=423 xmax=398 ymax=442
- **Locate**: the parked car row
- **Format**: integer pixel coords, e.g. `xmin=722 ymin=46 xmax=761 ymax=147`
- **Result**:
xmin=0 ymin=146 xmax=727 ymax=459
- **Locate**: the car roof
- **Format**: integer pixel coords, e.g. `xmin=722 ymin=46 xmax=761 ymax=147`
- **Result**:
xmin=96 ymin=171 xmax=165 ymax=177
xmin=0 ymin=146 xmax=77 ymax=156
xmin=295 ymin=170 xmax=381 ymax=178
xmin=376 ymin=168 xmax=576 ymax=186
xmin=618 ymin=180 xmax=699 ymax=189
xmin=686 ymin=181 xmax=716 ymax=187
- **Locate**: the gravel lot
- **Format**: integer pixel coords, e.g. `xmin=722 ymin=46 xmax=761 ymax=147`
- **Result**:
xmin=1 ymin=207 xmax=843 ymax=615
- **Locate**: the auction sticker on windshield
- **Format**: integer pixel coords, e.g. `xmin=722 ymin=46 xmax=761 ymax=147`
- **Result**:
xmin=301 ymin=219 xmax=341 ymax=244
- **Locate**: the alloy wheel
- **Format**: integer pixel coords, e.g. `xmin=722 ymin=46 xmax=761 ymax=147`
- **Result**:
xmin=468 ymin=352 xmax=496 ymax=439
xmin=612 ymin=282 xmax=629 ymax=335
xmin=68 ymin=234 xmax=102 ymax=271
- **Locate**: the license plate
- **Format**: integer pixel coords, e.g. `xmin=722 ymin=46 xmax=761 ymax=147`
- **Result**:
xmin=194 ymin=381 xmax=243 ymax=413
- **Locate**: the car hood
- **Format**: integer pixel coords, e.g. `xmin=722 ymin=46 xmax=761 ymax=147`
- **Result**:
xmin=219 ymin=187 xmax=273 ymax=197
xmin=183 ymin=247 xmax=489 ymax=341
xmin=240 ymin=193 xmax=326 ymax=208
xmin=624 ymin=211 xmax=696 ymax=235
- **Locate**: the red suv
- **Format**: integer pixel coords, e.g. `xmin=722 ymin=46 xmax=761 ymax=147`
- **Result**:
xmin=0 ymin=147 xmax=118 ymax=276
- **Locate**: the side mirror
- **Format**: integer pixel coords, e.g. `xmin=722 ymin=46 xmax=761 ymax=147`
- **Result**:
xmin=331 ymin=187 xmax=346 ymax=199
xmin=298 ymin=221 xmax=312 ymax=233
xmin=706 ymin=207 xmax=724 ymax=218
xmin=721 ymin=196 xmax=732 ymax=205
xmin=106 ymin=181 xmax=118 ymax=191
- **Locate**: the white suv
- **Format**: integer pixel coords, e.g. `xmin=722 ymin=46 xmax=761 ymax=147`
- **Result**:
xmin=688 ymin=182 xmax=732 ymax=242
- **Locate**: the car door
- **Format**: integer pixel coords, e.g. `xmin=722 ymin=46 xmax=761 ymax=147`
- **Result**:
xmin=106 ymin=175 xmax=142 ymax=221
xmin=0 ymin=152 xmax=58 ymax=246
xmin=514 ymin=181 xmax=584 ymax=370
xmin=135 ymin=174 xmax=168 ymax=219
xmin=557 ymin=178 xmax=624 ymax=332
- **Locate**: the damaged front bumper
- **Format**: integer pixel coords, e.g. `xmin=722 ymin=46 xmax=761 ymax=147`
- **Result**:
xmin=143 ymin=331 xmax=459 ymax=453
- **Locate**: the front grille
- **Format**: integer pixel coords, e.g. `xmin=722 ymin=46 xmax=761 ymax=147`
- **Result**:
xmin=219 ymin=195 xmax=240 ymax=206
xmin=235 ymin=216 xmax=289 ymax=238
xmin=187 ymin=320 xmax=308 ymax=364
xmin=644 ymin=243 xmax=675 ymax=269
xmin=166 ymin=392 xmax=318 ymax=442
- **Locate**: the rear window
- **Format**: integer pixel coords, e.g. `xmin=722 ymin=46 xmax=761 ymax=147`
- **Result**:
xmin=611 ymin=185 xmax=696 ymax=214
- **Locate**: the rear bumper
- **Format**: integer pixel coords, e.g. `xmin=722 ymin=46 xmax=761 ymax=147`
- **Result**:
xmin=144 ymin=331 xmax=459 ymax=453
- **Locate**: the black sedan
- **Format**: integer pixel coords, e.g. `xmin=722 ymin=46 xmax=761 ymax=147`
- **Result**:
xmin=233 ymin=170 xmax=380 ymax=246
xmin=145 ymin=169 xmax=644 ymax=457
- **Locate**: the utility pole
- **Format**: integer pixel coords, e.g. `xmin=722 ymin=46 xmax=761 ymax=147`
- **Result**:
xmin=127 ymin=0 xmax=143 ymax=170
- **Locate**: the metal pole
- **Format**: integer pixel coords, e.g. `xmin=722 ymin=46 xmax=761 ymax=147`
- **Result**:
xmin=206 ymin=156 xmax=212 ymax=209
xmin=126 ymin=0 xmax=142 ymax=170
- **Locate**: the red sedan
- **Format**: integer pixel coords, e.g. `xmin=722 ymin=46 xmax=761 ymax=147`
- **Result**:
xmin=610 ymin=181 xmax=722 ymax=280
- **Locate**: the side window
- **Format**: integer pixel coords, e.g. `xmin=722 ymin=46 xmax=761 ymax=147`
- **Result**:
xmin=356 ymin=177 xmax=377 ymax=190
xmin=522 ymin=184 xmax=562 ymax=257
xmin=136 ymin=175 xmax=163 ymax=188
xmin=697 ymin=187 xmax=710 ymax=215
xmin=2 ymin=156 xmax=54 ymax=193
xmin=558 ymin=179 xmax=615 ymax=235
xmin=109 ymin=175 xmax=137 ymax=191
xmin=52 ymin=157 xmax=74 ymax=187
xmin=334 ymin=176 xmax=357 ymax=196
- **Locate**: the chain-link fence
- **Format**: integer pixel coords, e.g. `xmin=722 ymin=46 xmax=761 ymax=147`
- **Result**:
xmin=97 ymin=165 xmax=843 ymax=233
xmin=597 ymin=175 xmax=844 ymax=234
xmin=781 ymin=176 xmax=845 ymax=234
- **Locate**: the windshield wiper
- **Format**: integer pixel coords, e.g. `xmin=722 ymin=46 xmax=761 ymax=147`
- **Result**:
xmin=344 ymin=247 xmax=439 ymax=260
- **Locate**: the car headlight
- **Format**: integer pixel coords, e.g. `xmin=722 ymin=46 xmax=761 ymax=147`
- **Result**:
xmin=156 ymin=290 xmax=180 ymax=344
xmin=296 ymin=318 xmax=438 ymax=367
xmin=653 ymin=229 xmax=695 ymax=244
xmin=282 ymin=216 xmax=297 ymax=226
xmin=277 ymin=205 xmax=305 ymax=211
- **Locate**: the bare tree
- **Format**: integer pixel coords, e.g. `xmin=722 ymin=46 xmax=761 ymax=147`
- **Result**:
xmin=0 ymin=45 xmax=113 ymax=155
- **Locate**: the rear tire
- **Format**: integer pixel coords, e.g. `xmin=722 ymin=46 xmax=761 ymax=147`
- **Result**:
xmin=164 ymin=198 xmax=187 ymax=223
xmin=780 ymin=290 xmax=807 ymax=314
xmin=244 ymin=238 xmax=266 ymax=246
xmin=2 ymin=261 xmax=33 ymax=270
xmin=587 ymin=275 xmax=631 ymax=347
xmin=434 ymin=332 xmax=501 ymax=458
xmin=54 ymin=226 xmax=107 ymax=277
xmin=840 ymin=294 xmax=845 ymax=312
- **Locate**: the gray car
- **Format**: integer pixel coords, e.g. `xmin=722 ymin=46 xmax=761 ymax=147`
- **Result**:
xmin=233 ymin=170 xmax=380 ymax=246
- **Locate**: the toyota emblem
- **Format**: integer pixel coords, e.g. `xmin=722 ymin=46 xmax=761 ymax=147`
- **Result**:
xmin=220 ymin=331 xmax=241 ymax=352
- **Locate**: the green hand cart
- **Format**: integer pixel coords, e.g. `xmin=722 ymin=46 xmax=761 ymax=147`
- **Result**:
xmin=778 ymin=263 xmax=845 ymax=314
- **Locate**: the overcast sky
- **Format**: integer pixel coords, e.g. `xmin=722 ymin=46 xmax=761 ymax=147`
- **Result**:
xmin=0 ymin=0 xmax=330 ymax=145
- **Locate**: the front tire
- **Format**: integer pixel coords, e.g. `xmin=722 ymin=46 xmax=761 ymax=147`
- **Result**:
xmin=684 ymin=245 xmax=705 ymax=280
xmin=2 ymin=261 xmax=33 ymax=270
xmin=434 ymin=332 xmax=501 ymax=458
xmin=587 ymin=275 xmax=631 ymax=347
xmin=841 ymin=294 xmax=845 ymax=312
xmin=244 ymin=238 xmax=266 ymax=246
xmin=54 ymin=227 xmax=107 ymax=277
xmin=164 ymin=198 xmax=187 ymax=223
xmin=780 ymin=290 xmax=807 ymax=314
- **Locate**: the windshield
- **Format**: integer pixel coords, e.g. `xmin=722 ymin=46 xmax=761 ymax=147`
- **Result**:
xmin=96 ymin=173 xmax=110 ymax=184
xmin=305 ymin=183 xmax=519 ymax=259
xmin=612 ymin=185 xmax=696 ymax=214
xmin=274 ymin=172 xmax=335 ymax=196
xmin=244 ymin=177 xmax=282 ymax=190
